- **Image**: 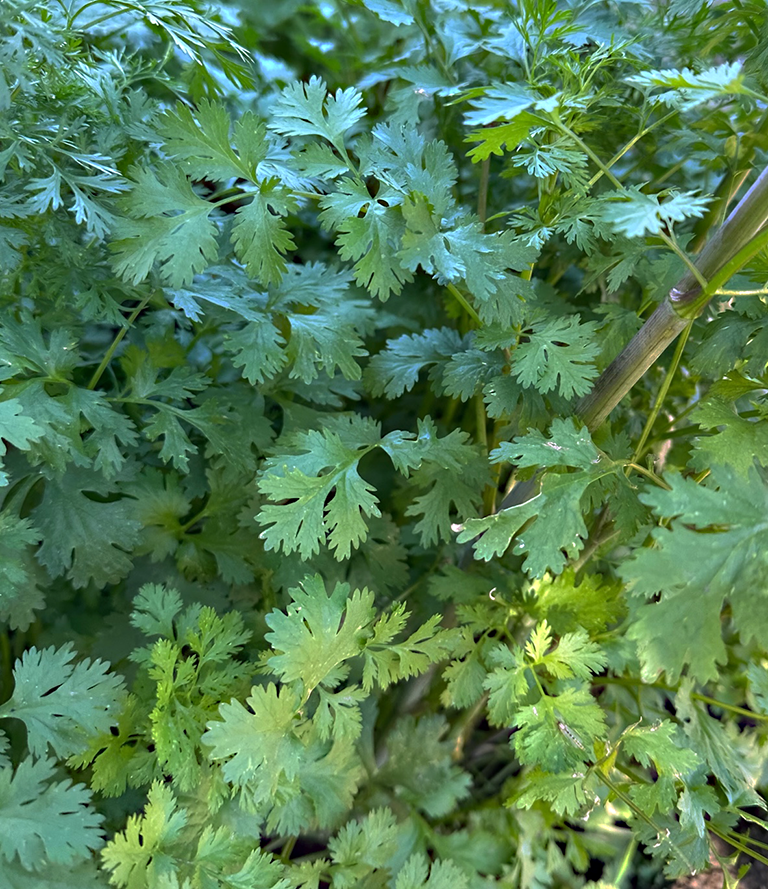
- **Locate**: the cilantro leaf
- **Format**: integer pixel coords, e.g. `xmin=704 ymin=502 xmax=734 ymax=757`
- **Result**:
xmin=32 ymin=469 xmax=141 ymax=588
xmin=320 ymin=181 xmax=412 ymax=299
xmin=257 ymin=423 xmax=382 ymax=560
xmin=623 ymin=721 xmax=700 ymax=815
xmin=377 ymin=716 xmax=472 ymax=818
xmin=0 ymin=397 xmax=43 ymax=484
xmin=0 ymin=644 xmax=125 ymax=759
xmin=111 ymin=164 xmax=219 ymax=287
xmin=688 ymin=396 xmax=768 ymax=476
xmin=515 ymin=768 xmax=596 ymax=816
xmin=157 ymin=100 xmax=267 ymax=182
xmin=601 ymin=187 xmax=710 ymax=239
xmin=363 ymin=608 xmax=455 ymax=692
xmin=465 ymin=115 xmax=539 ymax=162
xmin=328 ymin=807 xmax=400 ymax=887
xmin=269 ymin=76 xmax=366 ymax=154
xmin=627 ymin=62 xmax=746 ymax=107
xmin=231 ymin=181 xmax=297 ymax=285
xmin=0 ymin=513 xmax=43 ymax=631
xmin=203 ymin=683 xmax=302 ymax=797
xmin=676 ymin=678 xmax=762 ymax=805
xmin=395 ymin=853 xmax=469 ymax=889
xmin=460 ymin=421 xmax=624 ymax=575
xmin=621 ymin=465 xmax=768 ymax=683
xmin=264 ymin=575 xmax=375 ymax=694
xmin=514 ymin=687 xmax=607 ymax=771
xmin=0 ymin=757 xmax=104 ymax=871
xmin=366 ymin=328 xmax=466 ymax=398
xmin=512 ymin=316 xmax=599 ymax=398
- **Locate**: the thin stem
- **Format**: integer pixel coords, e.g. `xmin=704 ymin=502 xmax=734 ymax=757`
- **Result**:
xmin=680 ymin=220 xmax=768 ymax=319
xmin=69 ymin=0 xmax=112 ymax=26
xmin=280 ymin=835 xmax=298 ymax=863
xmin=585 ymin=110 xmax=679 ymax=190
xmin=87 ymin=292 xmax=153 ymax=390
xmin=446 ymin=282 xmax=482 ymax=326
xmin=452 ymin=692 xmax=489 ymax=761
xmin=692 ymin=693 xmax=768 ymax=722
xmin=179 ymin=506 xmax=210 ymax=534
xmin=0 ymin=631 xmax=11 ymax=696
xmin=557 ymin=120 xmax=623 ymax=190
xmin=657 ymin=230 xmax=708 ymax=290
xmin=625 ymin=463 xmax=672 ymax=490
xmin=477 ymin=157 xmax=490 ymax=225
xmin=715 ymin=287 xmax=768 ymax=296
xmin=613 ymin=837 xmax=638 ymax=888
xmin=596 ymin=676 xmax=768 ymax=722
xmin=630 ymin=321 xmax=692 ymax=465
xmin=708 ymin=825 xmax=768 ymax=868
xmin=72 ymin=6 xmax=132 ymax=30
xmin=475 ymin=395 xmax=488 ymax=450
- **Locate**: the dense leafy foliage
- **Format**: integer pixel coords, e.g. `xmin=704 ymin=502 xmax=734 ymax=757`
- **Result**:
xmin=2 ymin=0 xmax=768 ymax=886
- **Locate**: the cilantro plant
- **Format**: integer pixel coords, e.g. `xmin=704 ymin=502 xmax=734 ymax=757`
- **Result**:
xmin=2 ymin=0 xmax=768 ymax=886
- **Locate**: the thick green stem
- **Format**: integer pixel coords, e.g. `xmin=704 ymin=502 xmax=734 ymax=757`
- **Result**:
xmin=575 ymin=164 xmax=768 ymax=430
xmin=497 ymin=166 xmax=768 ymax=512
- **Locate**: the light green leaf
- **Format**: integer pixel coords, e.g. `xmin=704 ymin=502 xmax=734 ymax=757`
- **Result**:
xmin=264 ymin=575 xmax=375 ymax=692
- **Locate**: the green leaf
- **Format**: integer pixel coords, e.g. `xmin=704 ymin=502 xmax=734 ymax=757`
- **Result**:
xmin=0 ymin=757 xmax=103 ymax=870
xmin=0 ymin=644 xmax=125 ymax=759
xmin=392 ymin=422 xmax=487 ymax=547
xmin=377 ymin=716 xmax=472 ymax=818
xmin=395 ymin=853 xmax=469 ymax=889
xmin=533 ymin=569 xmax=625 ymax=635
xmin=0 ymin=512 xmax=43 ymax=631
xmin=32 ymin=469 xmax=142 ymax=588
xmin=465 ymin=115 xmax=539 ymax=162
xmin=512 ymin=316 xmax=600 ymax=398
xmin=320 ymin=180 xmax=412 ymax=299
xmin=513 ymin=687 xmax=607 ymax=771
xmin=231 ymin=181 xmax=297 ymax=286
xmin=366 ymin=328 xmax=466 ymax=398
xmin=601 ymin=187 xmax=710 ymax=239
xmin=362 ymin=608 xmax=455 ymax=692
xmin=688 ymin=396 xmax=768 ymax=476
xmin=484 ymin=644 xmax=530 ymax=727
xmin=264 ymin=575 xmax=375 ymax=693
xmin=257 ymin=424 xmax=381 ymax=560
xmin=515 ymin=768 xmax=595 ymax=816
xmin=269 ymin=76 xmax=366 ymax=153
xmin=623 ymin=721 xmax=700 ymax=815
xmin=460 ymin=421 xmax=625 ymax=574
xmin=0 ymin=398 xmax=44 ymax=484
xmin=100 ymin=781 xmax=188 ymax=888
xmin=464 ymin=83 xmax=538 ymax=126
xmin=627 ymin=61 xmax=746 ymax=107
xmin=157 ymin=100 xmax=268 ymax=181
xmin=130 ymin=583 xmax=184 ymax=639
xmin=676 ymin=679 xmax=762 ymax=805
xmin=111 ymin=164 xmax=218 ymax=287
xmin=621 ymin=465 xmax=768 ymax=683
xmin=203 ymin=683 xmax=303 ymax=796
xmin=328 ymin=807 xmax=400 ymax=888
